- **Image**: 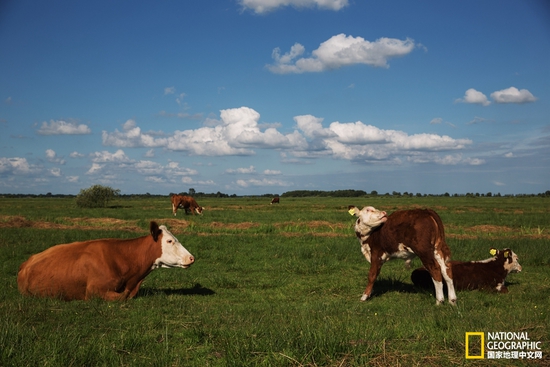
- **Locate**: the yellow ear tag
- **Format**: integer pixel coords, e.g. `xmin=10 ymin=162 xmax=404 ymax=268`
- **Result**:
xmin=348 ymin=208 xmax=356 ymax=216
xmin=489 ymin=249 xmax=497 ymax=256
xmin=504 ymin=251 xmax=509 ymax=258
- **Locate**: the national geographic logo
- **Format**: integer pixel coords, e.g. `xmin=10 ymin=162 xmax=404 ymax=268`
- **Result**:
xmin=466 ymin=332 xmax=543 ymax=360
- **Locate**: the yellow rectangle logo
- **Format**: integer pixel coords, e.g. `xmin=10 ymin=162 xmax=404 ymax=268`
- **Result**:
xmin=465 ymin=332 xmax=485 ymax=359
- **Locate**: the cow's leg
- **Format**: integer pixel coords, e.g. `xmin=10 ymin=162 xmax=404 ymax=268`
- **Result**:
xmin=435 ymin=250 xmax=457 ymax=305
xmin=421 ymin=259 xmax=445 ymax=305
xmin=172 ymin=203 xmax=177 ymax=216
xmin=361 ymin=259 xmax=382 ymax=301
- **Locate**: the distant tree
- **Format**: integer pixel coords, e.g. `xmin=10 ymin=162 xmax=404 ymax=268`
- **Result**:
xmin=75 ymin=185 xmax=120 ymax=208
xmin=189 ymin=188 xmax=196 ymax=196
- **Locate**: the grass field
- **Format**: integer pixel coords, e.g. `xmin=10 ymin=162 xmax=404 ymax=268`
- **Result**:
xmin=0 ymin=196 xmax=548 ymax=366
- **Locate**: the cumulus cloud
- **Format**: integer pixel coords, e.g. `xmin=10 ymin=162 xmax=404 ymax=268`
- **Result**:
xmin=490 ymin=87 xmax=537 ymax=104
xmin=239 ymin=0 xmax=348 ymax=14
xmin=90 ymin=149 xmax=132 ymax=163
xmin=456 ymin=88 xmax=491 ymax=106
xmin=292 ymin=115 xmax=475 ymax=165
xmin=102 ymin=119 xmax=168 ymax=148
xmin=69 ymin=151 xmax=85 ymax=158
xmin=164 ymin=86 xmax=176 ymax=95
xmin=264 ymin=169 xmax=281 ymax=175
xmin=267 ymin=34 xmax=417 ymax=74
xmin=103 ymin=107 xmax=306 ymax=156
xmin=45 ymin=149 xmax=65 ymax=164
xmin=236 ymin=178 xmax=292 ymax=187
xmin=0 ymin=157 xmax=35 ymax=175
xmin=37 ymin=120 xmax=92 ymax=135
xmin=101 ymin=107 xmax=476 ymax=166
xmin=226 ymin=166 xmax=256 ymax=174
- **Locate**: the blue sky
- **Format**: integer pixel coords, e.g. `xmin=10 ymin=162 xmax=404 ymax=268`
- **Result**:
xmin=1 ymin=0 xmax=549 ymax=195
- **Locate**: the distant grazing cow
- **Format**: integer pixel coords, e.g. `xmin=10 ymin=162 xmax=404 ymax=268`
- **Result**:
xmin=17 ymin=221 xmax=194 ymax=301
xmin=411 ymin=248 xmax=522 ymax=293
xmin=271 ymin=197 xmax=280 ymax=204
xmin=171 ymin=195 xmax=204 ymax=216
xmin=349 ymin=205 xmax=456 ymax=305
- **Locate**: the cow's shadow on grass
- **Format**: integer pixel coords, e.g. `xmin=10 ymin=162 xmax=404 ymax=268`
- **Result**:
xmin=367 ymin=277 xmax=421 ymax=299
xmin=138 ymin=283 xmax=215 ymax=298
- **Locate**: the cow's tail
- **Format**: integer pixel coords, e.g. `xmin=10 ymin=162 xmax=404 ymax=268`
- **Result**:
xmin=427 ymin=209 xmax=451 ymax=262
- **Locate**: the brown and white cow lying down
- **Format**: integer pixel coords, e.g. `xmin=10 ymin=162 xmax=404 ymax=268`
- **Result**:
xmin=349 ymin=206 xmax=456 ymax=305
xmin=171 ymin=194 xmax=204 ymax=216
xmin=17 ymin=221 xmax=194 ymax=301
xmin=411 ymin=248 xmax=522 ymax=293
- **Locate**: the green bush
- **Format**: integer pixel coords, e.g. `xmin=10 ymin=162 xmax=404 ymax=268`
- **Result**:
xmin=75 ymin=184 xmax=120 ymax=208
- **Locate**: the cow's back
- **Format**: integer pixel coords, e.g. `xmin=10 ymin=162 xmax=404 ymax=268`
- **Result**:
xmin=17 ymin=241 xmax=110 ymax=300
xmin=18 ymin=241 xmax=97 ymax=299
xmin=370 ymin=209 xmax=449 ymax=257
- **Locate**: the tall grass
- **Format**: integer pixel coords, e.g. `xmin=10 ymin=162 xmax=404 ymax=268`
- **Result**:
xmin=0 ymin=196 xmax=548 ymax=366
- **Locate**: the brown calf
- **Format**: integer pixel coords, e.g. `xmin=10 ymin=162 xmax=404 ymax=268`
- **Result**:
xmin=349 ymin=206 xmax=456 ymax=305
xmin=411 ymin=248 xmax=522 ymax=293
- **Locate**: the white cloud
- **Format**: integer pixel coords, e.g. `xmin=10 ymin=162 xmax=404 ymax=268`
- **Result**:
xmin=236 ymin=178 xmax=292 ymax=187
xmin=0 ymin=157 xmax=35 ymax=175
xmin=226 ymin=165 xmax=256 ymax=174
xmin=239 ymin=0 xmax=348 ymax=14
xmin=90 ymin=149 xmax=131 ymax=163
xmin=37 ymin=120 xmax=92 ymax=135
xmin=49 ymin=168 xmax=62 ymax=177
xmin=430 ymin=118 xmax=443 ymax=124
xmin=45 ymin=149 xmax=65 ymax=164
xmin=164 ymin=86 xmax=176 ymax=95
xmin=102 ymin=119 xmax=168 ymax=148
xmin=293 ymin=115 xmax=474 ymax=165
xmin=101 ymin=108 xmax=475 ymax=167
xmin=490 ymin=87 xmax=537 ymax=104
xmin=267 ymin=34 xmax=416 ymax=74
xmin=456 ymin=88 xmax=490 ymax=106
xmin=67 ymin=176 xmax=79 ymax=183
xmin=69 ymin=151 xmax=85 ymax=158
xmin=264 ymin=169 xmax=281 ymax=175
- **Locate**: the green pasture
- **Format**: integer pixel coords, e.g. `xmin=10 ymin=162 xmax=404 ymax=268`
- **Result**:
xmin=0 ymin=196 xmax=548 ymax=366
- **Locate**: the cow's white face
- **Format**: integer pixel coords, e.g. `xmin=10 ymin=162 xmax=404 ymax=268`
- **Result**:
xmin=504 ymin=250 xmax=522 ymax=273
xmin=350 ymin=206 xmax=387 ymax=235
xmin=154 ymin=226 xmax=194 ymax=269
xmin=195 ymin=206 xmax=204 ymax=215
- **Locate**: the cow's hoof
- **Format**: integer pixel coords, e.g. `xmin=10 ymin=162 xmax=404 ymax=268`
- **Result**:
xmin=449 ymin=299 xmax=457 ymax=306
xmin=360 ymin=294 xmax=369 ymax=301
xmin=435 ymin=299 xmax=444 ymax=306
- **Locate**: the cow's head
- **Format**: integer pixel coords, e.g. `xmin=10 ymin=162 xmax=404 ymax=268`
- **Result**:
xmin=490 ymin=248 xmax=522 ymax=273
xmin=195 ymin=206 xmax=204 ymax=215
xmin=150 ymin=221 xmax=195 ymax=269
xmin=348 ymin=205 xmax=387 ymax=235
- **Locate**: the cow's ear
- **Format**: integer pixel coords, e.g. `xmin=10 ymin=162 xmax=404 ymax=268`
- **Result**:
xmin=348 ymin=206 xmax=359 ymax=217
xmin=503 ymin=250 xmax=510 ymax=259
xmin=489 ymin=248 xmax=497 ymax=256
xmin=150 ymin=221 xmax=161 ymax=241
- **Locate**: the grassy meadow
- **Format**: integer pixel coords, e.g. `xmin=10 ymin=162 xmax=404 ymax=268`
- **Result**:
xmin=0 ymin=195 xmax=549 ymax=366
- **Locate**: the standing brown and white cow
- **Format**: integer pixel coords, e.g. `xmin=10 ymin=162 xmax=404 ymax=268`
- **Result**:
xmin=171 ymin=195 xmax=204 ymax=216
xmin=411 ymin=248 xmax=522 ymax=293
xmin=348 ymin=205 xmax=457 ymax=305
xmin=17 ymin=221 xmax=194 ymax=301
xmin=270 ymin=197 xmax=280 ymax=204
